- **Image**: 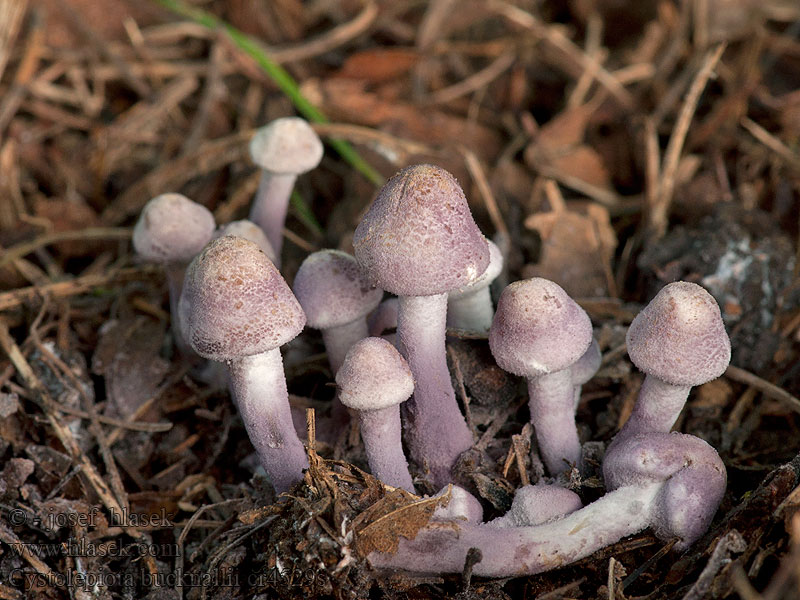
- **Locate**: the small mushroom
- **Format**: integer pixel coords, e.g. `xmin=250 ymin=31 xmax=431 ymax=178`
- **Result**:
xmin=447 ymin=238 xmax=504 ymax=333
xmin=179 ymin=236 xmax=308 ymax=493
xmin=354 ymin=164 xmax=490 ymax=487
xmin=368 ymin=431 xmax=725 ymax=576
xmin=431 ymin=485 xmax=484 ymax=523
xmin=613 ymin=281 xmax=730 ymax=447
xmin=571 ymin=338 xmax=601 ymax=409
xmin=249 ymin=117 xmax=324 ymax=263
xmin=489 ymin=278 xmax=593 ymax=475
xmin=336 ymin=337 xmax=415 ymax=492
xmin=213 ymin=219 xmax=277 ymax=264
xmin=133 ymin=193 xmax=215 ymax=357
xmin=293 ymin=250 xmax=383 ymax=374
xmin=486 ymin=484 xmax=582 ymax=528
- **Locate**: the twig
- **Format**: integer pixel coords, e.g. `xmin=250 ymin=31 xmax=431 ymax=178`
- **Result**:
xmin=682 ymin=530 xmax=747 ymax=600
xmin=0 ymin=266 xmax=160 ymax=312
xmin=430 ymin=51 xmax=516 ymax=105
xmin=461 ymin=149 xmax=510 ymax=239
xmin=724 ymin=365 xmax=800 ymax=415
xmin=0 ymin=227 xmax=132 ymax=270
xmin=741 ymin=117 xmax=800 ymax=171
xmin=648 ymin=43 xmax=725 ymax=239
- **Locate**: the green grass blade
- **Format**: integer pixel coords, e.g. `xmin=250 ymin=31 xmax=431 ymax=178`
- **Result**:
xmin=154 ymin=0 xmax=384 ymax=187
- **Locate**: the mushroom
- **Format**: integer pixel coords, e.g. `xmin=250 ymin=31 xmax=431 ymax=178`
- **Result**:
xmin=368 ymin=431 xmax=725 ymax=576
xmin=132 ymin=193 xmax=215 ymax=357
xmin=572 ymin=338 xmax=601 ymax=409
xmin=178 ymin=236 xmax=308 ymax=493
xmin=431 ymin=485 xmax=484 ymax=523
xmin=486 ymin=484 xmax=582 ymax=528
xmin=248 ymin=117 xmax=324 ymax=263
xmin=447 ymin=238 xmax=504 ymax=333
xmin=213 ymin=219 xmax=277 ymax=264
xmin=489 ymin=278 xmax=593 ymax=475
xmin=292 ymin=250 xmax=383 ymax=374
xmin=336 ymin=337 xmax=415 ymax=492
xmin=612 ymin=281 xmax=730 ymax=447
xmin=353 ymin=164 xmax=489 ymax=487
xmin=368 ymin=297 xmax=399 ymax=337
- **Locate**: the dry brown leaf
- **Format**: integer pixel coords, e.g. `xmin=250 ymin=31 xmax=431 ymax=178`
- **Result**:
xmin=523 ymin=202 xmax=617 ymax=297
xmin=535 ymin=103 xmax=596 ymax=153
xmin=353 ymin=487 xmax=450 ymax=557
xmin=334 ymin=48 xmax=420 ymax=83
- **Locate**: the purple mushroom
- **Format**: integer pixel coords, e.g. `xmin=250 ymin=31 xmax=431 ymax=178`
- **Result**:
xmin=447 ymin=238 xmax=504 ymax=333
xmin=336 ymin=337 xmax=414 ymax=492
xmin=179 ymin=236 xmax=308 ymax=493
xmin=613 ymin=281 xmax=731 ymax=447
xmin=572 ymin=338 xmax=601 ymax=409
xmin=249 ymin=117 xmax=324 ymax=263
xmin=353 ymin=164 xmax=490 ymax=487
xmin=486 ymin=484 xmax=583 ymax=528
xmin=133 ymin=193 xmax=215 ymax=357
xmin=489 ymin=278 xmax=593 ymax=475
xmin=213 ymin=219 xmax=277 ymax=264
xmin=293 ymin=250 xmax=383 ymax=374
xmin=368 ymin=431 xmax=725 ymax=576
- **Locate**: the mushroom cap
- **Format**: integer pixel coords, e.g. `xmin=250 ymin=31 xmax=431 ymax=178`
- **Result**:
xmin=626 ymin=282 xmax=731 ymax=387
xmin=293 ymin=250 xmax=383 ymax=330
xmin=179 ymin=236 xmax=306 ymax=362
xmin=213 ymin=220 xmax=277 ymax=263
xmin=133 ymin=193 xmax=215 ymax=264
xmin=449 ymin=238 xmax=504 ymax=299
xmin=432 ymin=485 xmax=484 ymax=523
xmin=249 ymin=117 xmax=324 ymax=175
xmin=489 ymin=278 xmax=593 ymax=378
xmin=507 ymin=484 xmax=583 ymax=526
xmin=353 ymin=164 xmax=490 ymax=297
xmin=336 ymin=337 xmax=414 ymax=412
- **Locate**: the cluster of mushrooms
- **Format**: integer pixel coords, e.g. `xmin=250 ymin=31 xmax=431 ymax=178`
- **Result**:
xmin=132 ymin=117 xmax=732 ymax=578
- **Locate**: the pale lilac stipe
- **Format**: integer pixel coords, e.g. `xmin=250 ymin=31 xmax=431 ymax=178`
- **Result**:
xmin=360 ymin=404 xmax=414 ymax=492
xmin=370 ymin=432 xmax=725 ymax=575
xmin=397 ymin=294 xmax=474 ymax=487
xmin=249 ymin=173 xmax=296 ymax=261
xmin=228 ymin=349 xmax=309 ymax=494
xmin=611 ymin=376 xmax=690 ymax=447
xmin=368 ymin=298 xmax=399 ymax=337
xmin=447 ymin=238 xmax=503 ymax=333
xmin=321 ymin=319 xmax=370 ymax=375
xmin=572 ymin=338 xmax=601 ymax=410
xmin=528 ymin=370 xmax=582 ymax=474
xmin=165 ymin=264 xmax=191 ymax=357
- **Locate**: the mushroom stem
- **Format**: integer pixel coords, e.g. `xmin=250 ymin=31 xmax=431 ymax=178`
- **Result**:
xmin=370 ymin=482 xmax=661 ymax=576
xmin=614 ymin=375 xmax=690 ymax=445
xmin=528 ymin=369 xmax=582 ymax=474
xmin=164 ymin=264 xmax=191 ymax=357
xmin=359 ymin=404 xmax=414 ymax=492
xmin=228 ymin=348 xmax=309 ymax=493
xmin=321 ymin=318 xmax=369 ymax=375
xmin=249 ymin=172 xmax=296 ymax=259
xmin=397 ymin=293 xmax=473 ymax=486
xmin=447 ymin=286 xmax=494 ymax=333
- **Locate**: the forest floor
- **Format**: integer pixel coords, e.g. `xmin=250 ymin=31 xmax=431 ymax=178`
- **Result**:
xmin=1 ymin=0 xmax=800 ymax=598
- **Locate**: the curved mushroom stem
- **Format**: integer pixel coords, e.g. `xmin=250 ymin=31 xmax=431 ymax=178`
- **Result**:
xmin=612 ymin=375 xmax=690 ymax=447
xmin=249 ymin=172 xmax=297 ymax=261
xmin=397 ymin=293 xmax=474 ymax=487
xmin=359 ymin=404 xmax=414 ymax=493
xmin=447 ymin=286 xmax=494 ymax=333
xmin=528 ymin=369 xmax=582 ymax=475
xmin=228 ymin=348 xmax=308 ymax=493
xmin=370 ymin=482 xmax=661 ymax=576
xmin=370 ymin=432 xmax=725 ymax=576
xmin=321 ymin=319 xmax=369 ymax=375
